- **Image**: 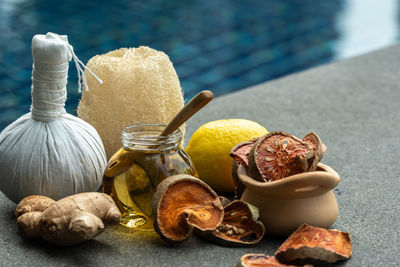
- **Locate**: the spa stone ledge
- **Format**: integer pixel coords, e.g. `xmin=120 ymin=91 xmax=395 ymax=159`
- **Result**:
xmin=1 ymin=44 xmax=400 ymax=266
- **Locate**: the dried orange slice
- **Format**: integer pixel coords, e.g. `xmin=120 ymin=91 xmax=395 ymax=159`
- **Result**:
xmin=248 ymin=132 xmax=313 ymax=182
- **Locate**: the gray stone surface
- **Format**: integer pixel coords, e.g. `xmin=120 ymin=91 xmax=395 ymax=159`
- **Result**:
xmin=1 ymin=45 xmax=400 ymax=266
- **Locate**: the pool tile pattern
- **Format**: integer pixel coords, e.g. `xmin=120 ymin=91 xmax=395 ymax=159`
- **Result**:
xmin=1 ymin=0 xmax=343 ymax=130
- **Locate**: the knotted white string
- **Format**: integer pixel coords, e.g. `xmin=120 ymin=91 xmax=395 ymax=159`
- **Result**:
xmin=30 ymin=38 xmax=103 ymax=121
xmin=65 ymin=44 xmax=103 ymax=93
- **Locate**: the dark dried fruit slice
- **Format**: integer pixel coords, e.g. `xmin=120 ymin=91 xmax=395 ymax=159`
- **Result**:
xmin=230 ymin=139 xmax=257 ymax=169
xmin=302 ymin=132 xmax=327 ymax=171
xmin=197 ymin=200 xmax=265 ymax=247
xmin=237 ymin=254 xmax=306 ymax=267
xmin=248 ymin=132 xmax=313 ymax=182
xmin=275 ymin=224 xmax=352 ymax=265
xmin=151 ymin=174 xmax=224 ymax=244
xmin=230 ymin=139 xmax=257 ymax=198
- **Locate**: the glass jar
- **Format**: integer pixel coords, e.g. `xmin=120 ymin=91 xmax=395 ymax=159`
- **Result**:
xmin=102 ymin=124 xmax=197 ymax=230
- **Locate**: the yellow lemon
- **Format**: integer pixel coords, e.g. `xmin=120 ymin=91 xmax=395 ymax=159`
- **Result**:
xmin=185 ymin=119 xmax=268 ymax=192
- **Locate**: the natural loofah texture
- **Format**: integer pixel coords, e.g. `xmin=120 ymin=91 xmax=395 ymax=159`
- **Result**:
xmin=77 ymin=47 xmax=185 ymax=159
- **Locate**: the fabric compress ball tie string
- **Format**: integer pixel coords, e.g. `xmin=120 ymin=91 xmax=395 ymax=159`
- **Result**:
xmin=30 ymin=41 xmax=102 ymax=122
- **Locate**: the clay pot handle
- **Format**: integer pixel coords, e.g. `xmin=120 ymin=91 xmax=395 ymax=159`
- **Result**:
xmin=237 ymin=163 xmax=340 ymax=200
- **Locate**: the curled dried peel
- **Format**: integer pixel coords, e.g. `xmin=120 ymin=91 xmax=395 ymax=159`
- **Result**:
xmin=237 ymin=254 xmax=308 ymax=267
xmin=249 ymin=132 xmax=313 ymax=182
xmin=152 ymin=175 xmax=223 ymax=244
xmin=275 ymin=224 xmax=352 ymax=265
xmin=197 ymin=200 xmax=265 ymax=247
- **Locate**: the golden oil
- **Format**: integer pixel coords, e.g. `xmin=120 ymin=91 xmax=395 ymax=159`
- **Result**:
xmin=102 ymin=124 xmax=197 ymax=230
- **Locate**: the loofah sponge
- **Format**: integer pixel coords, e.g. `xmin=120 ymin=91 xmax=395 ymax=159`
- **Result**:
xmin=77 ymin=47 xmax=185 ymax=159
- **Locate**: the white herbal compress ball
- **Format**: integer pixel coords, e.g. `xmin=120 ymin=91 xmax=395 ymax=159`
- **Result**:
xmin=0 ymin=33 xmax=107 ymax=203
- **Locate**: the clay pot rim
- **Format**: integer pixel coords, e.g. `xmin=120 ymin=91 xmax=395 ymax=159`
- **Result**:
xmin=237 ymin=163 xmax=340 ymax=199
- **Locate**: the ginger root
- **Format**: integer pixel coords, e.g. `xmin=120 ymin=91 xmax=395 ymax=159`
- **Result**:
xmin=15 ymin=192 xmax=121 ymax=246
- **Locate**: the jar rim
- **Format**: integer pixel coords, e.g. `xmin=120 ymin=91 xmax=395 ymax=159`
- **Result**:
xmin=121 ymin=124 xmax=182 ymax=152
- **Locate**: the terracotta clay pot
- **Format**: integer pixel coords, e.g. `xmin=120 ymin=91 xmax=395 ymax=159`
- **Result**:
xmin=237 ymin=163 xmax=340 ymax=236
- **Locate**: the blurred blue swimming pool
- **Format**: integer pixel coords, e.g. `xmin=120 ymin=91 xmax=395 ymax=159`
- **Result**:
xmin=0 ymin=0 xmax=399 ymax=130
